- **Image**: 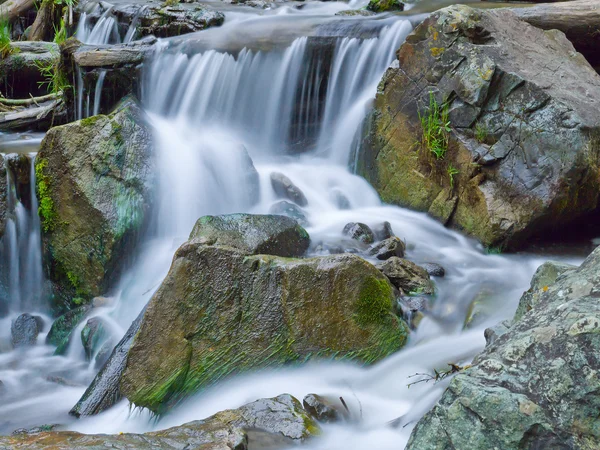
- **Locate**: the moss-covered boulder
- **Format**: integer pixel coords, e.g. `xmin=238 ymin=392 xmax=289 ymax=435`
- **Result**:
xmin=406 ymin=246 xmax=600 ymax=449
xmin=366 ymin=0 xmax=404 ymax=13
xmin=120 ymin=224 xmax=408 ymax=413
xmin=190 ymin=214 xmax=310 ymax=257
xmin=1 ymin=394 xmax=319 ymax=449
xmin=37 ymin=97 xmax=154 ymax=312
xmin=46 ymin=304 xmax=91 ymax=354
xmin=361 ymin=5 xmax=600 ymax=249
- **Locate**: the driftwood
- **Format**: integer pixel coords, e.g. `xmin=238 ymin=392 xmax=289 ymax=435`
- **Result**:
xmin=511 ymin=0 xmax=600 ymax=65
xmin=72 ymin=37 xmax=157 ymax=69
xmin=0 ymin=92 xmax=62 ymax=106
xmin=0 ymin=98 xmax=63 ymax=131
xmin=0 ymin=0 xmax=36 ymax=22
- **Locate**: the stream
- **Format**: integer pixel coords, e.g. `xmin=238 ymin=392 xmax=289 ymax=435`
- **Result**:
xmin=0 ymin=1 xmax=591 ymax=448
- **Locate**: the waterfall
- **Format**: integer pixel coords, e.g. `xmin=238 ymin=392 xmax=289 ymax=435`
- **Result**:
xmin=0 ymin=153 xmax=45 ymax=313
xmin=75 ymin=3 xmax=141 ymax=119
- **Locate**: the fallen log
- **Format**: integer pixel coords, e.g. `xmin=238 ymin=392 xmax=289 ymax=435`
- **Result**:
xmin=72 ymin=37 xmax=157 ymax=69
xmin=0 ymin=92 xmax=62 ymax=106
xmin=511 ymin=0 xmax=600 ymax=66
xmin=0 ymin=0 xmax=36 ymax=22
xmin=0 ymin=98 xmax=64 ymax=131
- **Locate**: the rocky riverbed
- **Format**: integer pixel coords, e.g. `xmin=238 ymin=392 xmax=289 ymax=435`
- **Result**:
xmin=1 ymin=0 xmax=600 ymax=448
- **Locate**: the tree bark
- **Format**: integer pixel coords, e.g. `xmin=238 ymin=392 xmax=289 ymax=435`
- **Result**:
xmin=29 ymin=0 xmax=58 ymax=42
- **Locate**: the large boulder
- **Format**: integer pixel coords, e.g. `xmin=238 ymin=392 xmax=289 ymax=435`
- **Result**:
xmin=2 ymin=394 xmax=319 ymax=449
xmin=120 ymin=216 xmax=407 ymax=413
xmin=406 ymin=247 xmax=600 ymax=449
xmin=361 ymin=5 xmax=600 ymax=249
xmin=36 ymin=97 xmax=154 ymax=312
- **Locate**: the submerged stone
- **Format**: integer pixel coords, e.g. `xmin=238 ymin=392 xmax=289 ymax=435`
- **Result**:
xmin=46 ymin=305 xmax=91 ymax=355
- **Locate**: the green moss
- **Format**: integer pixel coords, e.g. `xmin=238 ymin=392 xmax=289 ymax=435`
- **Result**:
xmin=35 ymin=158 xmax=57 ymax=232
xmin=80 ymin=115 xmax=104 ymax=127
xmin=366 ymin=0 xmax=403 ymax=12
xmin=355 ymin=277 xmax=394 ymax=326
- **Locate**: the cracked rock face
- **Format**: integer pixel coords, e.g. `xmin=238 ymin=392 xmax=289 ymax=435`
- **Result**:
xmin=360 ymin=5 xmax=600 ymax=249
xmin=406 ymin=246 xmax=600 ymax=449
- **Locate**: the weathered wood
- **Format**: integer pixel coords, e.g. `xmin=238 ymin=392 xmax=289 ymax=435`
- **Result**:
xmin=72 ymin=37 xmax=157 ymax=69
xmin=0 ymin=0 xmax=36 ymax=22
xmin=29 ymin=0 xmax=59 ymax=42
xmin=511 ymin=0 xmax=600 ymax=66
xmin=0 ymin=92 xmax=62 ymax=106
xmin=0 ymin=98 xmax=63 ymax=131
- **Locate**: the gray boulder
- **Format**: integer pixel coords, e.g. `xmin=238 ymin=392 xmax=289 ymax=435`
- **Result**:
xmin=37 ymin=97 xmax=155 ymax=311
xmin=342 ymin=222 xmax=375 ymax=245
xmin=4 ymin=394 xmax=319 ymax=448
xmin=407 ymin=247 xmax=600 ymax=449
xmin=367 ymin=236 xmax=405 ymax=260
xmin=361 ymin=5 xmax=600 ymax=249
xmin=189 ymin=213 xmax=310 ymax=257
xmin=11 ymin=313 xmax=43 ymax=348
xmin=420 ymin=262 xmax=446 ymax=278
xmin=377 ymin=257 xmax=434 ymax=295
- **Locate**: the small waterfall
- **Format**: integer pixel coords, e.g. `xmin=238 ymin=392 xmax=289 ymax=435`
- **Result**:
xmin=0 ymin=153 xmax=45 ymax=313
xmin=75 ymin=4 xmax=142 ymax=119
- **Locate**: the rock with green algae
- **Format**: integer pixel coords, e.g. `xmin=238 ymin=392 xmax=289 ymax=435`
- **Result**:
xmin=366 ymin=0 xmax=403 ymax=12
xmin=406 ymin=246 xmax=600 ymax=449
xmin=46 ymin=305 xmax=91 ymax=355
xmin=119 ymin=224 xmax=408 ymax=414
xmin=376 ymin=257 xmax=433 ymax=294
xmin=36 ymin=96 xmax=155 ymax=313
xmin=189 ymin=213 xmax=310 ymax=257
xmin=360 ymin=5 xmax=600 ymax=249
xmin=0 ymin=394 xmax=320 ymax=449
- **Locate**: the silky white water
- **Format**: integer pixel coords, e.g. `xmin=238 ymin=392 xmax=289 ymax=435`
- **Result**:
xmin=0 ymin=3 xmax=588 ymax=447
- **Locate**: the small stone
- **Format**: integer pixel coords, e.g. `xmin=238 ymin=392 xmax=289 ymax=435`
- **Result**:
xmin=303 ymin=394 xmax=347 ymax=423
xmin=331 ymin=189 xmax=351 ymax=210
xmin=373 ymin=221 xmax=395 ymax=241
xmin=11 ymin=313 xmax=43 ymax=348
xmin=81 ymin=317 xmax=110 ymax=362
xmin=342 ymin=222 xmax=375 ymax=245
xmin=377 ymin=258 xmax=434 ymax=295
xmin=421 ymin=263 xmax=446 ymax=277
xmin=368 ymin=237 xmax=405 ymax=260
xmin=270 ymin=172 xmax=308 ymax=207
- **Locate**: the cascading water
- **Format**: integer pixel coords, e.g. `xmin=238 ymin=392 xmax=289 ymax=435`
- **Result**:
xmin=75 ymin=3 xmax=142 ymax=119
xmin=0 ymin=4 xmax=589 ymax=447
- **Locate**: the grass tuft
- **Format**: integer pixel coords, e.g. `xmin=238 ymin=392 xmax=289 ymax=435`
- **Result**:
xmin=34 ymin=46 xmax=71 ymax=96
xmin=419 ymin=91 xmax=451 ymax=159
xmin=0 ymin=17 xmax=14 ymax=59
xmin=447 ymin=164 xmax=459 ymax=189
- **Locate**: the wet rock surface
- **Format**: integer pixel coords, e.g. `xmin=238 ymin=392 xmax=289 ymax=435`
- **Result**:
xmin=420 ymin=262 xmax=445 ymax=278
xmin=269 ymin=200 xmax=309 ymax=227
xmin=11 ymin=313 xmax=43 ymax=347
xmin=362 ymin=5 xmax=600 ymax=249
xmin=377 ymin=257 xmax=434 ymax=295
xmin=303 ymin=394 xmax=348 ymax=423
xmin=46 ymin=305 xmax=91 ymax=355
xmin=3 ymin=394 xmax=319 ymax=449
xmin=367 ymin=236 xmax=405 ymax=260
xmin=189 ymin=213 xmax=310 ymax=257
xmin=342 ymin=222 xmax=375 ymax=245
xmin=407 ymin=246 xmax=600 ymax=449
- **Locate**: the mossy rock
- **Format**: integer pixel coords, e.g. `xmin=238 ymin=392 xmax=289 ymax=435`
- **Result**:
xmin=360 ymin=5 xmax=600 ymax=249
xmin=37 ymin=96 xmax=155 ymax=311
xmin=46 ymin=305 xmax=91 ymax=355
xmin=366 ymin=0 xmax=403 ymax=13
xmin=120 ymin=240 xmax=408 ymax=414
